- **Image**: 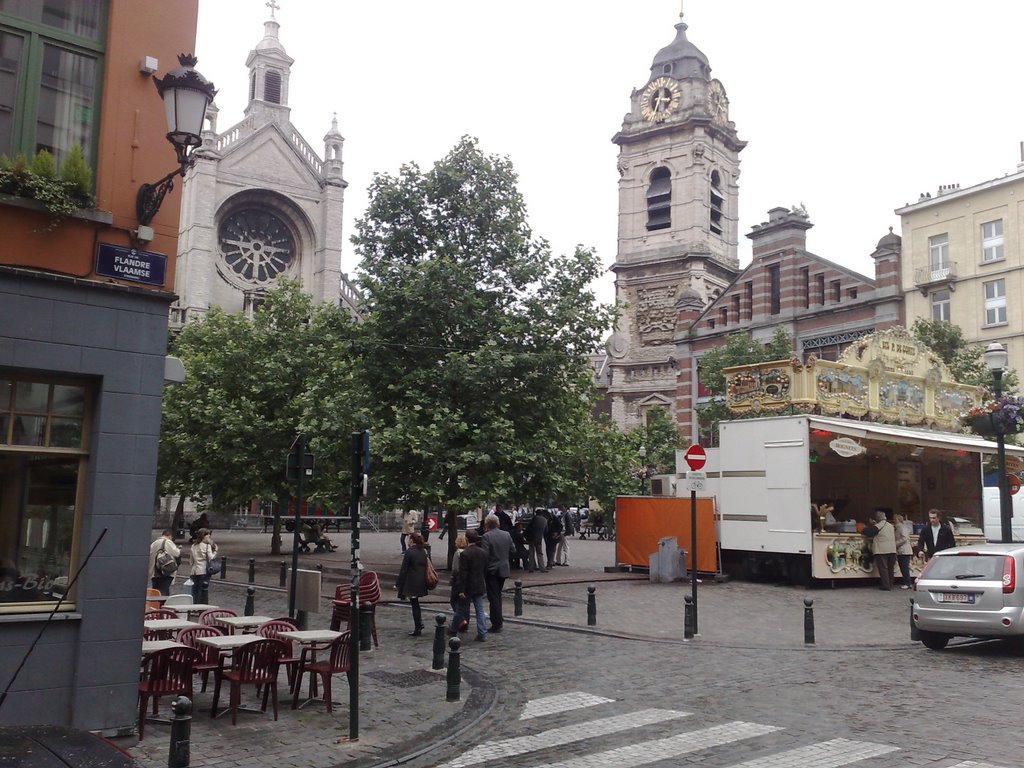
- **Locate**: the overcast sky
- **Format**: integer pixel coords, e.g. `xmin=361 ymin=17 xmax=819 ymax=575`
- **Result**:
xmin=194 ymin=1 xmax=1024 ymax=306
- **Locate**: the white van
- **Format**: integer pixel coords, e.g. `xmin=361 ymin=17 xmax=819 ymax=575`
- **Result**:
xmin=980 ymin=486 xmax=1024 ymax=542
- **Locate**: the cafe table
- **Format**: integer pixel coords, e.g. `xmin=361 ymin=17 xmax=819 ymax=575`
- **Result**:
xmin=278 ymin=629 xmax=343 ymax=706
xmin=195 ymin=634 xmax=263 ymax=718
xmin=143 ymin=618 xmax=200 ymax=639
xmin=169 ymin=603 xmax=220 ymax=620
xmin=141 ymin=639 xmax=186 ymax=655
xmin=217 ymin=615 xmax=273 ymax=634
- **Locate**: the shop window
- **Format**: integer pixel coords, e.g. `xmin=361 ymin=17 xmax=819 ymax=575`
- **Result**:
xmin=0 ymin=1 xmax=104 ymax=169
xmin=0 ymin=373 xmax=90 ymax=614
xmin=646 ymin=167 xmax=671 ymax=231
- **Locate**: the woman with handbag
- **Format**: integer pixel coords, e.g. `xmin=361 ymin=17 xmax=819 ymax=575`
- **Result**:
xmin=396 ymin=532 xmax=429 ymax=636
xmin=189 ymin=527 xmax=217 ymax=603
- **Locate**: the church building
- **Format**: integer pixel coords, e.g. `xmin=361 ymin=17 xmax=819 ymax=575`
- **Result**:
xmin=171 ymin=7 xmax=360 ymax=328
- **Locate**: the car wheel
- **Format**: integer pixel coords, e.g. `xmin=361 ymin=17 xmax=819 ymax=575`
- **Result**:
xmin=919 ymin=630 xmax=951 ymax=650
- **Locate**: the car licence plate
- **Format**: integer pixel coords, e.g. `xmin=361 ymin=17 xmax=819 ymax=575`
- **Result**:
xmin=938 ymin=592 xmax=975 ymax=604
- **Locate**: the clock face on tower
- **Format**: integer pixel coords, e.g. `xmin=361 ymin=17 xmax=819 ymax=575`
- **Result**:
xmin=640 ymin=76 xmax=681 ymax=123
xmin=218 ymin=208 xmax=295 ymax=285
xmin=707 ymin=80 xmax=729 ymax=124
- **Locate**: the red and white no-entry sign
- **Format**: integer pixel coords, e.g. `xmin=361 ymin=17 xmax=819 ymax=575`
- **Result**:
xmin=684 ymin=444 xmax=707 ymax=471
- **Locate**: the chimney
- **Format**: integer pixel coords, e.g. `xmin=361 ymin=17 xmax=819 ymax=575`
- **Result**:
xmin=746 ymin=206 xmax=813 ymax=258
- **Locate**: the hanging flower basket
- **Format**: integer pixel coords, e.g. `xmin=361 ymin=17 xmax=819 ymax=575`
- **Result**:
xmin=962 ymin=396 xmax=1024 ymax=436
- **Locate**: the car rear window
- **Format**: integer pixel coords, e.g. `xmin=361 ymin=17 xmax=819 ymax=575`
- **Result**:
xmin=923 ymin=554 xmax=1005 ymax=580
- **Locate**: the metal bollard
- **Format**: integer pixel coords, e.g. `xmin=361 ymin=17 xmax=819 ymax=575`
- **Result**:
xmin=359 ymin=603 xmax=372 ymax=651
xmin=316 ymin=563 xmax=323 ymax=574
xmin=803 ymin=597 xmax=815 ymax=645
xmin=279 ymin=560 xmax=287 ymax=589
xmin=683 ymin=594 xmax=694 ymax=640
xmin=446 ymin=636 xmax=461 ymax=702
xmin=296 ymin=610 xmax=308 ymax=630
xmin=199 ymin=579 xmax=209 ymax=605
xmin=432 ymin=613 xmax=447 ymax=670
xmin=513 ymin=580 xmax=523 ymax=616
xmin=244 ymin=586 xmax=255 ymax=616
xmin=587 ymin=584 xmax=596 ymax=626
xmin=167 ymin=695 xmax=191 ymax=768
xmin=219 ymin=556 xmax=227 ymax=580
xmin=910 ymin=598 xmax=920 ymax=641
xmin=247 ymin=558 xmax=255 ymax=583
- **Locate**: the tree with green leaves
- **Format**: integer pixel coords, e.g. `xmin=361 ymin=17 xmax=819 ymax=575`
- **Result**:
xmin=696 ymin=328 xmax=794 ymax=443
xmin=911 ymin=318 xmax=1017 ymax=393
xmin=351 ymin=136 xmax=613 ymax=531
xmin=158 ymin=280 xmax=360 ymax=553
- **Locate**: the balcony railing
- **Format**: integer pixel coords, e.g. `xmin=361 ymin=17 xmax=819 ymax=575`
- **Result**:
xmin=914 ymin=261 xmax=957 ymax=292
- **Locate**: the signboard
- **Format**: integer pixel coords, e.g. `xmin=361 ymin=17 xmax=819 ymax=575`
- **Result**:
xmin=1005 ymin=456 xmax=1023 ymax=473
xmin=686 ymin=470 xmax=706 ymax=492
xmin=95 ymin=243 xmax=166 ymax=287
xmin=684 ymin=444 xmax=707 ymax=471
xmin=829 ymin=437 xmax=866 ymax=457
xmin=1010 ymin=475 xmax=1022 ymax=497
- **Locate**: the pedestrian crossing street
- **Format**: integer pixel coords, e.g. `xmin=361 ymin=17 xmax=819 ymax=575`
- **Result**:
xmin=434 ymin=692 xmax=1008 ymax=768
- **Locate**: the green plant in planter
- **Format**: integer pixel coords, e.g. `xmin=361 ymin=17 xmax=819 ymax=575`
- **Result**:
xmin=0 ymin=144 xmax=95 ymax=226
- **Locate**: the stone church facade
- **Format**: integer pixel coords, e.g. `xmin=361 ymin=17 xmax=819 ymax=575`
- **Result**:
xmin=171 ymin=10 xmax=360 ymax=328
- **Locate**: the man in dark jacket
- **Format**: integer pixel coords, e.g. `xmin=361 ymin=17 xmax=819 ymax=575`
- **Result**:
xmin=526 ymin=509 xmax=547 ymax=572
xmin=481 ymin=514 xmax=514 ymax=632
xmin=917 ymin=508 xmax=955 ymax=560
xmin=451 ymin=530 xmax=488 ymax=641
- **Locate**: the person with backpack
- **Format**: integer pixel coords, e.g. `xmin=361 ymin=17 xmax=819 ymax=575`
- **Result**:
xmin=149 ymin=529 xmax=180 ymax=595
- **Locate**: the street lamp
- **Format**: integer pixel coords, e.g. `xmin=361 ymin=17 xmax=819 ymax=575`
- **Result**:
xmin=983 ymin=341 xmax=1012 ymax=543
xmin=136 ymin=54 xmax=217 ymax=227
xmin=638 ymin=445 xmax=647 ymax=495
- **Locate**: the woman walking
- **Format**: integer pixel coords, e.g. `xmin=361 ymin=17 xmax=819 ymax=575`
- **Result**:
xmin=396 ymin=532 xmax=428 ymax=636
xmin=189 ymin=527 xmax=217 ymax=603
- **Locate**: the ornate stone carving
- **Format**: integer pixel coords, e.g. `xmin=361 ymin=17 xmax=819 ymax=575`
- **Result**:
xmin=635 ymin=286 xmax=678 ymax=346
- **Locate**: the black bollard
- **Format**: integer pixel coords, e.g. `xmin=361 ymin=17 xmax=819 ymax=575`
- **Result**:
xmin=316 ymin=563 xmax=323 ymax=574
xmin=219 ymin=556 xmax=227 ymax=580
xmin=359 ymin=603 xmax=372 ymax=651
xmin=279 ymin=560 xmax=287 ymax=589
xmin=199 ymin=578 xmax=209 ymax=606
xmin=167 ymin=695 xmax=191 ymax=768
xmin=247 ymin=558 xmax=255 ymax=583
xmin=513 ymin=580 xmax=523 ymax=616
xmin=587 ymin=584 xmax=596 ymax=626
xmin=803 ymin=597 xmax=815 ymax=645
xmin=432 ymin=613 xmax=447 ymax=670
xmin=296 ymin=610 xmax=308 ymax=630
xmin=244 ymin=587 xmax=255 ymax=616
xmin=683 ymin=594 xmax=694 ymax=640
xmin=910 ymin=598 xmax=920 ymax=641
xmin=446 ymin=636 xmax=461 ymax=702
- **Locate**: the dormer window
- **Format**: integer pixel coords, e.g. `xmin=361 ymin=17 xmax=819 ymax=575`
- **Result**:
xmin=264 ymin=70 xmax=282 ymax=104
xmin=646 ymin=167 xmax=671 ymax=231
xmin=662 ymin=63 xmax=673 ymax=75
xmin=709 ymin=170 xmax=724 ymax=235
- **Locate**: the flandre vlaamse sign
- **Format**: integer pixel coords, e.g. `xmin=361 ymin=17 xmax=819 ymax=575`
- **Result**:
xmin=95 ymin=243 xmax=166 ymax=287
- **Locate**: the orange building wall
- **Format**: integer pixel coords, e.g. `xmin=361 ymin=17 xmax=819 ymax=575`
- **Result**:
xmin=0 ymin=0 xmax=199 ymax=291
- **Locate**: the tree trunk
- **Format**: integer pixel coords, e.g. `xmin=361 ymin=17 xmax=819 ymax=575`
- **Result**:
xmin=270 ymin=489 xmax=287 ymax=555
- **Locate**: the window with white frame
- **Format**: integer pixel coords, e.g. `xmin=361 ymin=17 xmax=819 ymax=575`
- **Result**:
xmin=981 ymin=220 xmax=1004 ymax=262
xmin=929 ymin=233 xmax=950 ymax=279
xmin=984 ymin=279 xmax=1007 ymax=326
xmin=931 ymin=289 xmax=951 ymax=322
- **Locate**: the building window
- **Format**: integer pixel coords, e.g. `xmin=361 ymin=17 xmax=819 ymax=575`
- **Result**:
xmin=800 ymin=267 xmax=809 ymax=309
xmin=0 ymin=373 xmax=91 ymax=614
xmin=815 ymin=273 xmax=825 ymax=305
xmin=847 ymin=287 xmax=858 ymax=300
xmin=709 ymin=170 xmax=724 ymax=235
xmin=929 ymin=233 xmax=950 ymax=279
xmin=645 ymin=167 xmax=671 ymax=231
xmin=768 ymin=264 xmax=781 ymax=315
xmin=731 ymin=294 xmax=740 ymax=322
xmin=263 ymin=70 xmax=282 ymax=104
xmin=931 ymin=289 xmax=951 ymax=322
xmin=719 ymin=307 xmax=728 ymax=326
xmin=0 ymin=1 xmax=104 ymax=169
xmin=984 ymin=279 xmax=1007 ymax=325
xmin=744 ymin=281 xmax=753 ymax=320
xmin=981 ymin=220 xmax=1004 ymax=262
xmin=831 ymin=280 xmax=841 ymax=303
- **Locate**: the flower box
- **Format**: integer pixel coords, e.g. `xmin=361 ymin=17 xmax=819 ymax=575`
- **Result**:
xmin=962 ymin=396 xmax=1024 ymax=436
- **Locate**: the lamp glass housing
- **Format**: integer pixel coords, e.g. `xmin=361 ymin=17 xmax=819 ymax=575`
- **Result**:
xmin=984 ymin=342 xmax=1008 ymax=373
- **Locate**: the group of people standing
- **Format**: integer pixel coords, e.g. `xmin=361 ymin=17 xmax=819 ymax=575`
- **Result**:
xmin=517 ymin=506 xmax=575 ymax=572
xmin=148 ymin=515 xmax=218 ymax=603
xmin=861 ymin=507 xmax=955 ymax=590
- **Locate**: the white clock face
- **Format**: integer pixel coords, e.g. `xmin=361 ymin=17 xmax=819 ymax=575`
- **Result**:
xmin=707 ymin=80 xmax=729 ymax=124
xmin=218 ymin=209 xmax=295 ymax=285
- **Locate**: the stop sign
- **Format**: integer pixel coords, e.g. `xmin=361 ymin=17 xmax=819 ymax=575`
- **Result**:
xmin=684 ymin=444 xmax=707 ymax=471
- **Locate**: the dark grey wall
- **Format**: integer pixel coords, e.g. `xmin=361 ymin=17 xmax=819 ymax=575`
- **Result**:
xmin=0 ymin=268 xmax=171 ymax=732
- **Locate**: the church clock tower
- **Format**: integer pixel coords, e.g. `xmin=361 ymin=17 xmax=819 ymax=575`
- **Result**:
xmin=605 ymin=12 xmax=746 ymax=430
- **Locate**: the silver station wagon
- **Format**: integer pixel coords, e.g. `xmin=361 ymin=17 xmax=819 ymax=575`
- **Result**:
xmin=913 ymin=543 xmax=1024 ymax=650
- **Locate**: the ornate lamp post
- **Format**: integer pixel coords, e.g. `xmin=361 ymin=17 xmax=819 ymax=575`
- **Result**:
xmin=136 ymin=55 xmax=217 ymax=227
xmin=983 ymin=342 xmax=1012 ymax=543
xmin=638 ymin=445 xmax=647 ymax=495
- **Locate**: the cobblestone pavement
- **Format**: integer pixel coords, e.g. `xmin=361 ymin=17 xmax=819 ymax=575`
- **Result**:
xmin=127 ymin=529 xmax=1023 ymax=767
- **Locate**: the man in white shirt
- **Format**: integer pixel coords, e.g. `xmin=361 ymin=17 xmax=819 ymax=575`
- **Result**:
xmin=149 ymin=529 xmax=180 ymax=595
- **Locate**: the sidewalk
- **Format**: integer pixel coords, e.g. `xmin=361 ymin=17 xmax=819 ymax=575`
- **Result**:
xmin=127 ymin=529 xmax=920 ymax=767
